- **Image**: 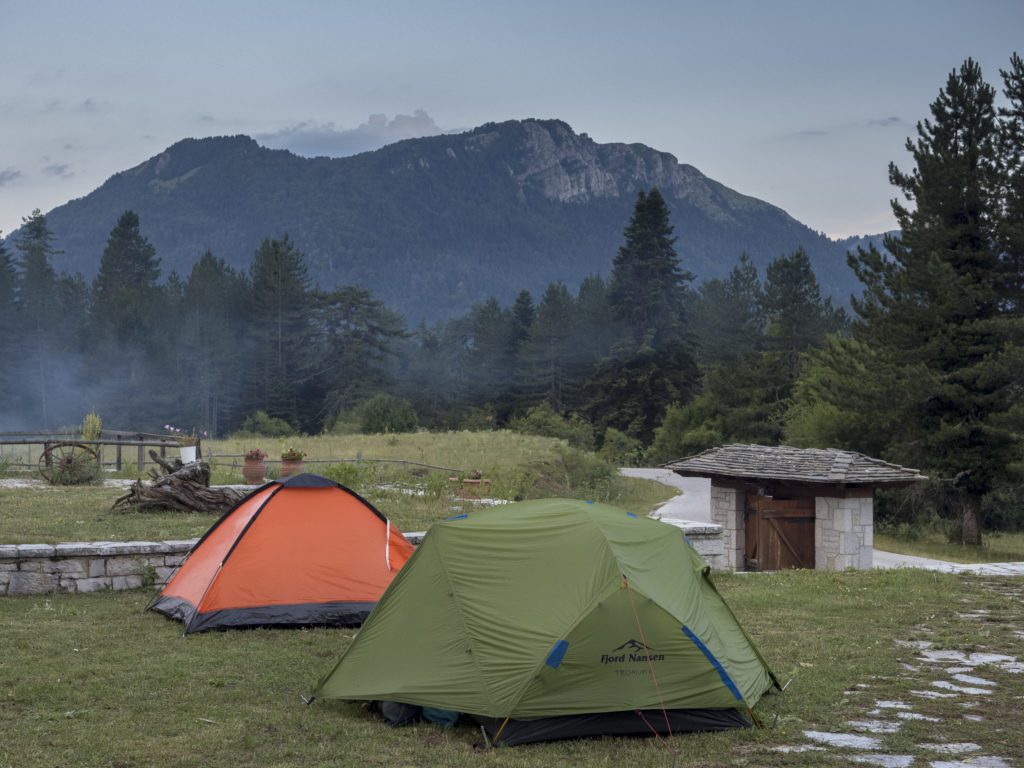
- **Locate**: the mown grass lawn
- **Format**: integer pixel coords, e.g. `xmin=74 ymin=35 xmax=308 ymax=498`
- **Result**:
xmin=876 ymin=530 xmax=1024 ymax=563
xmin=2 ymin=570 xmax=1022 ymax=768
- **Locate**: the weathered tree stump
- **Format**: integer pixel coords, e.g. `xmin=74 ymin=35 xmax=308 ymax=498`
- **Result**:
xmin=112 ymin=450 xmax=245 ymax=513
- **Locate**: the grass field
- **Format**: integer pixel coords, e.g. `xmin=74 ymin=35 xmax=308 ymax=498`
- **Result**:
xmin=1 ymin=432 xmax=675 ymax=544
xmin=1 ymin=569 xmax=1022 ymax=767
xmin=876 ymin=530 xmax=1024 ymax=563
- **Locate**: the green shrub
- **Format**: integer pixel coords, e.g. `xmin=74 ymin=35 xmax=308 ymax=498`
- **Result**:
xmin=981 ymin=486 xmax=1024 ymax=532
xmin=321 ymin=461 xmax=367 ymax=489
xmin=598 ymin=427 xmax=642 ymax=467
xmin=81 ymin=412 xmax=103 ymax=441
xmin=645 ymin=404 xmax=721 ymax=465
xmin=236 ymin=411 xmax=297 ymax=438
xmin=354 ymin=394 xmax=418 ymax=434
xmin=422 ymin=471 xmax=452 ymax=498
xmin=457 ymin=406 xmax=498 ymax=431
xmin=509 ymin=402 xmax=595 ymax=450
xmin=528 ymin=444 xmax=616 ymax=500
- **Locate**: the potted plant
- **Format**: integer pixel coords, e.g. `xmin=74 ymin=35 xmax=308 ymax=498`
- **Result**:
xmin=177 ymin=433 xmax=199 ymax=463
xmin=243 ymin=448 xmax=267 ymax=484
xmin=165 ymin=425 xmax=204 ymax=463
xmin=279 ymin=447 xmax=307 ymax=478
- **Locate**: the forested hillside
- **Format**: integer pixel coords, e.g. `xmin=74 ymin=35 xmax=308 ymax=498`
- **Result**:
xmin=9 ymin=119 xmax=863 ymax=322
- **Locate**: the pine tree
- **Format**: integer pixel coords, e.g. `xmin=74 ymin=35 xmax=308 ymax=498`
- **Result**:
xmin=847 ymin=58 xmax=1016 ymax=544
xmin=998 ymin=53 xmax=1024 ymax=311
xmin=314 ymin=285 xmax=407 ymax=424
xmin=689 ymin=253 xmax=765 ymax=366
xmin=607 ymin=188 xmax=693 ymax=351
xmin=571 ymin=275 xmax=617 ymax=374
xmin=0 ymin=236 xmax=18 ymax=403
xmin=14 ymin=209 xmax=62 ymax=425
xmin=89 ymin=211 xmax=162 ymax=381
xmin=520 ymin=282 xmax=575 ymax=411
xmin=587 ymin=188 xmax=699 ymax=442
xmin=245 ymin=235 xmax=316 ymax=429
xmin=760 ymin=248 xmax=848 ymax=414
xmin=463 ymin=298 xmax=513 ymax=406
xmin=180 ymin=252 xmax=250 ymax=435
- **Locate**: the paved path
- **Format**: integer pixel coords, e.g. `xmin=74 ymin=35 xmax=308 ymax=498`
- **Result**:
xmin=622 ymin=467 xmax=1024 ymax=576
xmin=872 ymin=548 xmax=1024 ymax=576
xmin=619 ymin=467 xmax=711 ymax=523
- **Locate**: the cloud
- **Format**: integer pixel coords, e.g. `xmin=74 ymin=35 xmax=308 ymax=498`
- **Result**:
xmin=0 ymin=168 xmax=22 ymax=186
xmin=43 ymin=163 xmax=73 ymax=178
xmin=796 ymin=129 xmax=828 ymax=137
xmin=868 ymin=116 xmax=903 ymax=128
xmin=257 ymin=110 xmax=444 ymax=157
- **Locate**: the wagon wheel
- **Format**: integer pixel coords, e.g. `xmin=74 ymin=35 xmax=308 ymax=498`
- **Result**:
xmin=38 ymin=442 xmax=101 ymax=485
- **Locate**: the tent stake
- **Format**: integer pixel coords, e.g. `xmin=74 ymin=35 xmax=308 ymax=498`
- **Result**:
xmin=479 ymin=725 xmax=492 ymax=749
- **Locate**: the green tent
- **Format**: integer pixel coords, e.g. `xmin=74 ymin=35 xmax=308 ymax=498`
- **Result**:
xmin=311 ymin=498 xmax=779 ymax=745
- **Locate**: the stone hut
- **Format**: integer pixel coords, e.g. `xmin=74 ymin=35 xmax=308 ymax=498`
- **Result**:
xmin=663 ymin=444 xmax=926 ymax=572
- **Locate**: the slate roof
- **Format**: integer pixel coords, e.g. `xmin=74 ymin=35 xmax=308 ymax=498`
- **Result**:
xmin=663 ymin=444 xmax=926 ymax=487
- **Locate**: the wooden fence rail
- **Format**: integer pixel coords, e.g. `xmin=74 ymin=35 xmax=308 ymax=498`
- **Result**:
xmin=0 ymin=434 xmax=195 ymax=473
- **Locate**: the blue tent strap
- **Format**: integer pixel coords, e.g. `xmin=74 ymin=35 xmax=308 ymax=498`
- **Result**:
xmin=545 ymin=639 xmax=570 ymax=669
xmin=682 ymin=626 xmax=743 ymax=701
xmin=445 ymin=513 xmax=469 ymax=521
xmin=626 ymin=512 xmax=638 ymax=518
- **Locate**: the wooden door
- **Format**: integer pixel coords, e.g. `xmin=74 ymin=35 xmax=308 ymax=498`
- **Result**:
xmin=744 ymin=495 xmax=815 ymax=571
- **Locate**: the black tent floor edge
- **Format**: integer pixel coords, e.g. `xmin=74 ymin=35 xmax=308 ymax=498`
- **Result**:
xmin=182 ymin=600 xmax=376 ymax=633
xmin=473 ymin=707 xmax=751 ymax=746
xmin=148 ymin=594 xmax=197 ymax=623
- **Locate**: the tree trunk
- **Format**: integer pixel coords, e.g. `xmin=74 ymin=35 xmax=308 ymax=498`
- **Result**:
xmin=957 ymin=492 xmax=983 ymax=546
xmin=112 ymin=450 xmax=245 ymax=514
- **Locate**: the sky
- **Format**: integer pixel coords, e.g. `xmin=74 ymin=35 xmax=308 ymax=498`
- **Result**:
xmin=1 ymin=0 xmax=1022 ymax=240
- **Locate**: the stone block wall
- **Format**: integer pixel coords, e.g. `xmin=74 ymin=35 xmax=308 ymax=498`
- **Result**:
xmin=0 ymin=540 xmax=197 ymax=596
xmin=815 ymin=496 xmax=873 ymax=570
xmin=676 ymin=521 xmax=726 ymax=572
xmin=709 ymin=484 xmax=744 ymax=571
xmin=3 ymin=516 xmax=731 ymax=597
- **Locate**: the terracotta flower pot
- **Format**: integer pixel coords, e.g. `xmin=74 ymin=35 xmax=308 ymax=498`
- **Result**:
xmin=242 ymin=459 xmax=266 ymax=484
xmin=280 ymin=459 xmax=305 ymax=478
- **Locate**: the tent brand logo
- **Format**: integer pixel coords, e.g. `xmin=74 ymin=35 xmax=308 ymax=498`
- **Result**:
xmin=600 ymin=639 xmax=665 ymax=664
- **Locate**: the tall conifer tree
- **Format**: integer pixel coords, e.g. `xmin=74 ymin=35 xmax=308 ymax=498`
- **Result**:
xmin=0 ymin=236 xmax=18 ymax=404
xmin=14 ymin=209 xmax=61 ymax=425
xmin=89 ymin=211 xmax=162 ymax=383
xmin=847 ymin=58 xmax=1016 ymax=544
xmin=246 ymin=235 xmax=316 ymax=428
xmin=180 ymin=251 xmax=250 ymax=435
xmin=588 ymin=188 xmax=698 ymax=442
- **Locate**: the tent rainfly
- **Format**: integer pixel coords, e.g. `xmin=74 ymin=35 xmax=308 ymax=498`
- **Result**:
xmin=310 ymin=498 xmax=779 ymax=746
xmin=148 ymin=473 xmax=414 ymax=634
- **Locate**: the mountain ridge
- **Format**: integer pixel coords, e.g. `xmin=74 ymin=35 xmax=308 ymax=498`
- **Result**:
xmin=9 ymin=119 xmax=872 ymax=322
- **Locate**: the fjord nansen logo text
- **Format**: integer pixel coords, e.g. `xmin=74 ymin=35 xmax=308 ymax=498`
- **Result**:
xmin=600 ymin=639 xmax=666 ymax=664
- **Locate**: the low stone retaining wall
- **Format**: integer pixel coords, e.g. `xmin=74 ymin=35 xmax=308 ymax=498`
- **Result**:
xmin=665 ymin=521 xmax=726 ymax=572
xmin=3 ymin=516 xmax=727 ymax=597
xmin=0 ymin=539 xmax=198 ymax=596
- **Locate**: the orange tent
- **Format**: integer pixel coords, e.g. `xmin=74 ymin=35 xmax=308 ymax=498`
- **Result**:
xmin=148 ymin=473 xmax=415 ymax=634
